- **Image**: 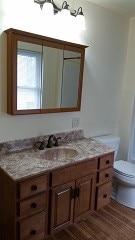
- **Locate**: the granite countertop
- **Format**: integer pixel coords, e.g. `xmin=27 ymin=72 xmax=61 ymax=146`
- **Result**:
xmin=0 ymin=138 xmax=114 ymax=181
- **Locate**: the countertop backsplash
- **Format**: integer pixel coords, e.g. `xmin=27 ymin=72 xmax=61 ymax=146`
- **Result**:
xmin=0 ymin=129 xmax=84 ymax=154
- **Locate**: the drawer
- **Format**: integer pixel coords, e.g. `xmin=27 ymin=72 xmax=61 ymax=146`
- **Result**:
xmin=18 ymin=175 xmax=48 ymax=199
xmin=97 ymin=167 xmax=113 ymax=184
xmin=19 ymin=211 xmax=46 ymax=240
xmin=99 ymin=154 xmax=114 ymax=170
xmin=96 ymin=181 xmax=112 ymax=210
xmin=17 ymin=193 xmax=46 ymax=219
xmin=51 ymin=158 xmax=98 ymax=187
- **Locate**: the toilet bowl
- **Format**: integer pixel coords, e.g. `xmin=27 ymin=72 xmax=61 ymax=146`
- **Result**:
xmin=92 ymin=135 xmax=135 ymax=209
xmin=113 ymin=160 xmax=135 ymax=208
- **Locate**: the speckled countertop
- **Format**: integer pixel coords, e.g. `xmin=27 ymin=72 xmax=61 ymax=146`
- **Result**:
xmin=0 ymin=138 xmax=114 ymax=181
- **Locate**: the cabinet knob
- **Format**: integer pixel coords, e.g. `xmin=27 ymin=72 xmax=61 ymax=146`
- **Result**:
xmin=30 ymin=202 xmax=37 ymax=209
xmin=103 ymin=194 xmax=107 ymax=198
xmin=30 ymin=229 xmax=37 ymax=235
xmin=31 ymin=185 xmax=37 ymax=191
xmin=106 ymin=160 xmax=110 ymax=164
xmin=105 ymin=174 xmax=109 ymax=178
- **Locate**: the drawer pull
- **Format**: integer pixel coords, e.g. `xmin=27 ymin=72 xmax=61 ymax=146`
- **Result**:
xmin=105 ymin=174 xmax=109 ymax=178
xmin=30 ymin=229 xmax=37 ymax=235
xmin=106 ymin=160 xmax=110 ymax=165
xmin=103 ymin=194 xmax=107 ymax=198
xmin=30 ymin=202 xmax=37 ymax=209
xmin=31 ymin=185 xmax=38 ymax=191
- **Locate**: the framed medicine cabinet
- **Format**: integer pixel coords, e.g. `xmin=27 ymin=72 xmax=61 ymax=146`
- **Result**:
xmin=5 ymin=28 xmax=88 ymax=115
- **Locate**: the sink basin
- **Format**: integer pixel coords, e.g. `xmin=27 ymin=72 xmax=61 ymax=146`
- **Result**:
xmin=40 ymin=147 xmax=78 ymax=161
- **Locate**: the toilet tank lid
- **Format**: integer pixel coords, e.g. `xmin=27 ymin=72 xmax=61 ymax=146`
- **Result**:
xmin=92 ymin=135 xmax=120 ymax=143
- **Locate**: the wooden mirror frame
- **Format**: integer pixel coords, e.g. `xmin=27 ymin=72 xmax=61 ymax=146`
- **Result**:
xmin=5 ymin=28 xmax=88 ymax=115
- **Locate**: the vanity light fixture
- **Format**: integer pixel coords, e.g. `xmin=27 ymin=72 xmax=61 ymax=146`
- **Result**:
xmin=34 ymin=0 xmax=86 ymax=30
xmin=61 ymin=1 xmax=70 ymax=16
xmin=75 ymin=7 xmax=86 ymax=31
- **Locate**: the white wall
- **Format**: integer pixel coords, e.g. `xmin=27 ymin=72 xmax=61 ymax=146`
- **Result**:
xmin=80 ymin=1 xmax=129 ymax=138
xmin=0 ymin=0 xmax=129 ymax=143
xmin=118 ymin=17 xmax=135 ymax=160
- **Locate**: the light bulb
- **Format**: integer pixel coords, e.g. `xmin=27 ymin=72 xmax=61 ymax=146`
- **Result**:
xmin=61 ymin=8 xmax=70 ymax=16
xmin=43 ymin=2 xmax=54 ymax=16
xmin=76 ymin=14 xmax=86 ymax=31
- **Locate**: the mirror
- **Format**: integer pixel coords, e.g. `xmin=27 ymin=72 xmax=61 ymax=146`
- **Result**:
xmin=17 ymin=42 xmax=81 ymax=110
xmin=6 ymin=28 xmax=88 ymax=115
xmin=61 ymin=50 xmax=81 ymax=108
xmin=42 ymin=46 xmax=63 ymax=109
xmin=42 ymin=46 xmax=81 ymax=109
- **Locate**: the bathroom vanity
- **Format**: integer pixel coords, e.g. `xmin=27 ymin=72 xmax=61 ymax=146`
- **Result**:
xmin=0 ymin=135 xmax=114 ymax=240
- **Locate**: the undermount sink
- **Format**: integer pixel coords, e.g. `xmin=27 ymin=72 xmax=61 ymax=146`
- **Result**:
xmin=40 ymin=147 xmax=78 ymax=161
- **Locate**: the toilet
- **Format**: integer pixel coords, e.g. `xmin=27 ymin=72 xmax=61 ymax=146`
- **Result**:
xmin=92 ymin=134 xmax=135 ymax=209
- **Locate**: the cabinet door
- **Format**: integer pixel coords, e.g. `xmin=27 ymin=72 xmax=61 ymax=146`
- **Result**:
xmin=74 ymin=174 xmax=96 ymax=222
xmin=50 ymin=181 xmax=75 ymax=234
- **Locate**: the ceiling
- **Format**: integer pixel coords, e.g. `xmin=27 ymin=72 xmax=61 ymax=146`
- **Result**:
xmin=87 ymin=0 xmax=135 ymax=17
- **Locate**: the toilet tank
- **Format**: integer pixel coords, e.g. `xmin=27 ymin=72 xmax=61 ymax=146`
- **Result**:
xmin=92 ymin=135 xmax=120 ymax=161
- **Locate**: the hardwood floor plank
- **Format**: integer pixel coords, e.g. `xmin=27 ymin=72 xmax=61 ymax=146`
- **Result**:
xmin=66 ymin=224 xmax=93 ymax=240
xmin=91 ymin=209 xmax=135 ymax=240
xmin=84 ymin=216 xmax=117 ymax=240
xmin=70 ymin=223 xmax=96 ymax=240
xmin=77 ymin=221 xmax=103 ymax=240
xmin=46 ymin=236 xmax=56 ymax=240
xmin=109 ymin=199 xmax=135 ymax=218
xmin=54 ymin=229 xmax=76 ymax=240
xmin=104 ymin=205 xmax=135 ymax=230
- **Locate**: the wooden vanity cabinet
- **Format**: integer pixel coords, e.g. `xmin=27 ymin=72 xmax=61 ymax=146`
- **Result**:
xmin=0 ymin=152 xmax=114 ymax=239
xmin=50 ymin=159 xmax=97 ymax=234
xmin=96 ymin=153 xmax=114 ymax=210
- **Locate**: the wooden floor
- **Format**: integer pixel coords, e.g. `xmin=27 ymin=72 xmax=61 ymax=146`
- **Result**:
xmin=47 ymin=199 xmax=135 ymax=240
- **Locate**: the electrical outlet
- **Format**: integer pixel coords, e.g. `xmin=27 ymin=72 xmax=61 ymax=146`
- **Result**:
xmin=72 ymin=118 xmax=80 ymax=128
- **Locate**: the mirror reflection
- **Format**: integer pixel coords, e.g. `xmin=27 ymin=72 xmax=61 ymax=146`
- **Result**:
xmin=17 ymin=41 xmax=42 ymax=110
xmin=42 ymin=46 xmax=63 ymax=109
xmin=61 ymin=50 xmax=81 ymax=108
xmin=17 ymin=41 xmax=81 ymax=111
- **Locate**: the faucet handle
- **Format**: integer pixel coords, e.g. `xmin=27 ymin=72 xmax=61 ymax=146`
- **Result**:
xmin=36 ymin=140 xmax=45 ymax=150
xmin=54 ymin=137 xmax=61 ymax=147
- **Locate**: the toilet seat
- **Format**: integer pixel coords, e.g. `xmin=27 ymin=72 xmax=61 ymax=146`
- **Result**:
xmin=114 ymin=160 xmax=135 ymax=178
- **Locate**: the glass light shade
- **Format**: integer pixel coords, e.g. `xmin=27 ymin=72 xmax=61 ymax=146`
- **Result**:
xmin=61 ymin=8 xmax=70 ymax=16
xmin=43 ymin=2 xmax=54 ymax=16
xmin=76 ymin=14 xmax=86 ymax=31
